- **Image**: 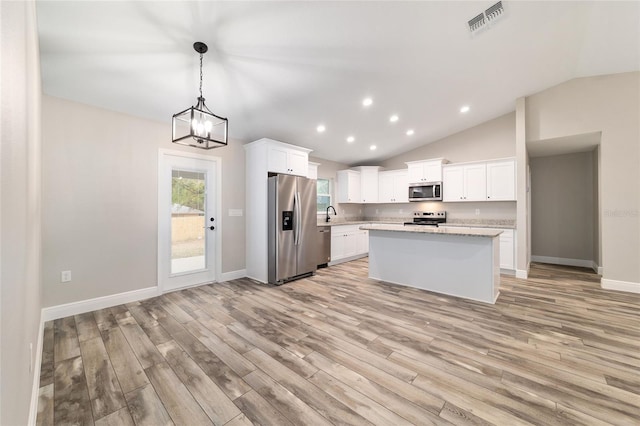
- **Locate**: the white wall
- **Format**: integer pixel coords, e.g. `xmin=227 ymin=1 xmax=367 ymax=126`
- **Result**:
xmin=41 ymin=96 xmax=245 ymax=307
xmin=0 ymin=1 xmax=43 ymax=424
xmin=530 ymin=151 xmax=595 ymax=262
xmin=526 ymin=72 xmax=640 ymax=285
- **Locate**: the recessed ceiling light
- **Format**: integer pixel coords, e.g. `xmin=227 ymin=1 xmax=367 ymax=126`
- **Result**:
xmin=406 ymin=129 xmax=415 ymax=136
xmin=362 ymin=98 xmax=373 ymax=107
xmin=316 ymin=124 xmax=326 ymax=133
xmin=460 ymin=105 xmax=470 ymax=113
xmin=389 ymin=115 xmax=399 ymax=123
xmin=346 ymin=136 xmax=355 ymax=143
xmin=370 ymin=145 xmax=377 ymax=151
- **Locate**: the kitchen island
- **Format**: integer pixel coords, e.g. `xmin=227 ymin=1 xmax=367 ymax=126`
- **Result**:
xmin=359 ymin=224 xmax=502 ymax=304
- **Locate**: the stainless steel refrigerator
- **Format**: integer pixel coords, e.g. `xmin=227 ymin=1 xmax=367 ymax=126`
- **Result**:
xmin=268 ymin=174 xmax=318 ymax=284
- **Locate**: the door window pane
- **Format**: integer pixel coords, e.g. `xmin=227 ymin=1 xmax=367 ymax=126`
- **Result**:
xmin=171 ymin=169 xmax=206 ymax=274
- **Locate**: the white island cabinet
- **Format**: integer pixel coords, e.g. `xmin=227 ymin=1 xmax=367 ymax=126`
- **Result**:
xmin=360 ymin=224 xmax=501 ymax=304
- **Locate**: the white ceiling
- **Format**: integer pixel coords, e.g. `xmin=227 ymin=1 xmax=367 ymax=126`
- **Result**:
xmin=36 ymin=1 xmax=640 ymax=165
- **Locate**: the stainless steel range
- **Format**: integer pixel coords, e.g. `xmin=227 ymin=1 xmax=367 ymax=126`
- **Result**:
xmin=403 ymin=211 xmax=446 ymax=227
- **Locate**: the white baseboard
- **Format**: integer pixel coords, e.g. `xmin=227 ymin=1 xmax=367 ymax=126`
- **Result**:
xmin=531 ymin=255 xmax=594 ymax=269
xmin=592 ymin=261 xmax=603 ymax=275
xmin=28 ymin=311 xmax=45 ymax=426
xmin=515 ymin=269 xmax=528 ymax=279
xmin=601 ymin=278 xmax=640 ymax=294
xmin=219 ymin=269 xmax=247 ymax=282
xmin=328 ymin=253 xmax=368 ymax=266
xmin=42 ymin=286 xmax=160 ymax=322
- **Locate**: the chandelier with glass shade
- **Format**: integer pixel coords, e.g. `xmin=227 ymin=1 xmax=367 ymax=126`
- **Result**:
xmin=172 ymin=42 xmax=228 ymax=149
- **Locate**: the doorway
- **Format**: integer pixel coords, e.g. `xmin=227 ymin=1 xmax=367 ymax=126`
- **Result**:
xmin=158 ymin=149 xmax=221 ymax=292
xmin=527 ymin=132 xmax=601 ymax=273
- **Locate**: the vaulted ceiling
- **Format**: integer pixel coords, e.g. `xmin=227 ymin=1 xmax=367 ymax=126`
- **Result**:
xmin=37 ymin=1 xmax=640 ymax=164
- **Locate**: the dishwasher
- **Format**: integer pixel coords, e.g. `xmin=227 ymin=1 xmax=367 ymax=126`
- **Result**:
xmin=317 ymin=226 xmax=331 ymax=268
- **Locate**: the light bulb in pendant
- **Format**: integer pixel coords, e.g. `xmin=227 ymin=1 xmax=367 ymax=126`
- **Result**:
xmin=204 ymin=121 xmax=213 ymax=132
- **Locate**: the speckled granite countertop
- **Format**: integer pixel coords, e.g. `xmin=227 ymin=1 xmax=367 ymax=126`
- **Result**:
xmin=443 ymin=221 xmax=516 ymax=229
xmin=318 ymin=219 xmax=515 ymax=229
xmin=359 ymin=223 xmax=503 ymax=237
xmin=317 ymin=220 xmax=403 ymax=227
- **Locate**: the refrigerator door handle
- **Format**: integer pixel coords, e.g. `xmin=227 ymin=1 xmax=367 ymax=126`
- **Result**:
xmin=294 ymin=191 xmax=301 ymax=245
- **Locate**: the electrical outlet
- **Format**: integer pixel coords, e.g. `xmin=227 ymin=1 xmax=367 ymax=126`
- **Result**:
xmin=475 ymin=209 xmax=480 ymax=216
xmin=61 ymin=270 xmax=72 ymax=283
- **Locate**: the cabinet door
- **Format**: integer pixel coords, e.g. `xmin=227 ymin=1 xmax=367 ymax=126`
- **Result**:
xmin=344 ymin=232 xmax=358 ymax=257
xmin=337 ymin=170 xmax=360 ymax=203
xmin=356 ymin=230 xmax=369 ymax=254
xmin=442 ymin=166 xmax=465 ymax=201
xmin=393 ymin=171 xmax=409 ymax=202
xmin=499 ymin=229 xmax=514 ymax=269
xmin=378 ymin=172 xmax=394 ymax=203
xmin=360 ymin=169 xmax=378 ymax=203
xmin=407 ymin=163 xmax=424 ymax=183
xmin=288 ymin=150 xmax=308 ymax=177
xmin=267 ymin=146 xmax=289 ymax=174
xmin=331 ymin=234 xmax=345 ymax=261
xmin=423 ymin=161 xmax=442 ymax=182
xmin=486 ymin=160 xmax=515 ymax=201
xmin=348 ymin=172 xmax=361 ymax=203
xmin=464 ymin=164 xmax=487 ymax=201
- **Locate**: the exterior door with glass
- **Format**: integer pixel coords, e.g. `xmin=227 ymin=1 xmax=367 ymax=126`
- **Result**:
xmin=158 ymin=150 xmax=219 ymax=292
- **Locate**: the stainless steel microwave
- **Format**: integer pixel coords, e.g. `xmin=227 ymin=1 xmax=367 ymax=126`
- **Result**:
xmin=409 ymin=182 xmax=442 ymax=201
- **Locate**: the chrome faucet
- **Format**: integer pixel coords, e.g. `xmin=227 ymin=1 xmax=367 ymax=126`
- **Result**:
xmin=326 ymin=205 xmax=337 ymax=222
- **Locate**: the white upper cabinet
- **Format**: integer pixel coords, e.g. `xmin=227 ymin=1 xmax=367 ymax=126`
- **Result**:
xmin=337 ymin=170 xmax=361 ymax=203
xmin=486 ymin=159 xmax=516 ymax=201
xmin=267 ymin=142 xmax=309 ymax=176
xmin=378 ymin=170 xmax=408 ymax=203
xmin=353 ymin=166 xmax=380 ymax=203
xmin=443 ymin=163 xmax=487 ymax=201
xmin=406 ymin=159 xmax=448 ymax=183
xmin=464 ymin=163 xmax=487 ymax=201
xmin=307 ymin=162 xmax=320 ymax=180
xmin=443 ymin=158 xmax=515 ymax=202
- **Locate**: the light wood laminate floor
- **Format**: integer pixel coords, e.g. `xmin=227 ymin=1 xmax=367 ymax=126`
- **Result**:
xmin=36 ymin=260 xmax=640 ymax=425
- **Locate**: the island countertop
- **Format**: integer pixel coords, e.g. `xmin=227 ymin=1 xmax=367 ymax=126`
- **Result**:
xmin=359 ymin=223 xmax=502 ymax=238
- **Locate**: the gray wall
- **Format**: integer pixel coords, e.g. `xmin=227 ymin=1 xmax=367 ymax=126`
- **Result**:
xmin=530 ymin=152 xmax=595 ymax=262
xmin=526 ymin=72 xmax=640 ymax=284
xmin=1 ymin=1 xmax=43 ymax=423
xmin=42 ymin=96 xmax=246 ymax=307
xmin=380 ymin=112 xmax=516 ymax=169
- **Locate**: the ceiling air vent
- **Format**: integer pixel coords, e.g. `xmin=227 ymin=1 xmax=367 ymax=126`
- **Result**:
xmin=485 ymin=1 xmax=505 ymax=22
xmin=468 ymin=13 xmax=486 ymax=33
xmin=468 ymin=1 xmax=506 ymax=37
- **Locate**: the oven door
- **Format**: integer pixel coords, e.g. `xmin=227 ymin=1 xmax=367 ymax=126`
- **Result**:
xmin=409 ymin=183 xmax=442 ymax=201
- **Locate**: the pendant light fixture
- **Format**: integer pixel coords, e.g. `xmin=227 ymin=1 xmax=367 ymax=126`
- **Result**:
xmin=172 ymin=42 xmax=228 ymax=149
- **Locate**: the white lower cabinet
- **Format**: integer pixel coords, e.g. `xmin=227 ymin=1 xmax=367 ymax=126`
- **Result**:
xmin=499 ymin=228 xmax=515 ymax=270
xmin=330 ymin=224 xmax=369 ymax=264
